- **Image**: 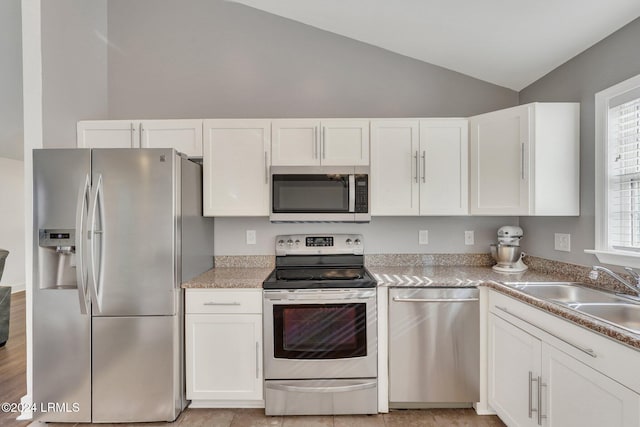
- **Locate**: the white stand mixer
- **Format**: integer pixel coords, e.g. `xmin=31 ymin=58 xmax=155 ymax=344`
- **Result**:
xmin=490 ymin=226 xmax=528 ymax=273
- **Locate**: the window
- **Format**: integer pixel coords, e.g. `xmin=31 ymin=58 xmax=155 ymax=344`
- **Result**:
xmin=589 ymin=73 xmax=640 ymax=267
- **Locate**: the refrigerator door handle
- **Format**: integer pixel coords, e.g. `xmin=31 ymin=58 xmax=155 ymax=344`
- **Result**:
xmin=88 ymin=173 xmax=105 ymax=313
xmin=75 ymin=174 xmax=91 ymax=314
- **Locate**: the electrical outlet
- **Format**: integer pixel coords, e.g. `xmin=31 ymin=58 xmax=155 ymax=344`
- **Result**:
xmin=465 ymin=230 xmax=475 ymax=245
xmin=246 ymin=230 xmax=257 ymax=245
xmin=554 ymin=233 xmax=570 ymax=252
xmin=419 ymin=230 xmax=429 ymax=245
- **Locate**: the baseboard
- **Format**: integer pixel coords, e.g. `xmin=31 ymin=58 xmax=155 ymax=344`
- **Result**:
xmin=188 ymin=400 xmax=265 ymax=409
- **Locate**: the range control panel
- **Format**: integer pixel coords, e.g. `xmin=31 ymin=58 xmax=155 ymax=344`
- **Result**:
xmin=276 ymin=234 xmax=363 ymax=256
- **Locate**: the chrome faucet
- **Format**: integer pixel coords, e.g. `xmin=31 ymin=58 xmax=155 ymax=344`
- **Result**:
xmin=589 ymin=265 xmax=640 ymax=297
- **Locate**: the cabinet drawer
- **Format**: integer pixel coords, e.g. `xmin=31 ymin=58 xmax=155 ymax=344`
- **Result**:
xmin=186 ymin=289 xmax=262 ymax=314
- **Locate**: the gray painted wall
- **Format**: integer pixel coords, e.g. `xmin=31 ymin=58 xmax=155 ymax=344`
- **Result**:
xmin=519 ymin=17 xmax=640 ymax=267
xmin=41 ymin=0 xmax=108 ymax=149
xmin=106 ymin=0 xmax=517 ymax=119
xmin=0 ymin=0 xmax=23 ymax=160
xmin=104 ymin=0 xmax=519 ymax=255
xmin=214 ymin=217 xmax=518 ymax=256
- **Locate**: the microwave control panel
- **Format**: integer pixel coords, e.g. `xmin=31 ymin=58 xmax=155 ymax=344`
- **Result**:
xmin=355 ymin=175 xmax=368 ymax=213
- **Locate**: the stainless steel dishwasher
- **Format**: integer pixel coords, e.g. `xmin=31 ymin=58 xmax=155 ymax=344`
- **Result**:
xmin=389 ymin=287 xmax=479 ymax=406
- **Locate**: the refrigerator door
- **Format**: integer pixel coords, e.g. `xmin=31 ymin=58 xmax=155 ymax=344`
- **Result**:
xmin=90 ymin=149 xmax=178 ymax=316
xmin=92 ymin=316 xmax=180 ymax=422
xmin=32 ymin=149 xmax=92 ymax=422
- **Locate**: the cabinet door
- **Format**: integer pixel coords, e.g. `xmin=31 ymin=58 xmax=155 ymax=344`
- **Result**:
xmin=140 ymin=119 xmax=203 ymax=157
xmin=271 ymin=119 xmax=320 ymax=166
xmin=370 ymin=120 xmax=419 ymax=215
xmin=470 ymin=104 xmax=530 ymax=215
xmin=186 ymin=313 xmax=263 ymax=401
xmin=203 ymin=119 xmax=271 ymax=216
xmin=542 ymin=343 xmax=640 ymax=427
xmin=489 ymin=314 xmax=540 ymax=427
xmin=77 ymin=120 xmax=138 ymax=148
xmin=321 ymin=120 xmax=370 ymax=166
xmin=419 ymin=119 xmax=468 ymax=215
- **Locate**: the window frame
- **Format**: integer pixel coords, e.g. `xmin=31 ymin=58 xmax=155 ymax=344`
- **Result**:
xmin=587 ymin=73 xmax=640 ymax=268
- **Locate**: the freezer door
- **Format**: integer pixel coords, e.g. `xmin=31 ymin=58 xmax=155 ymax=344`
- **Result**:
xmin=32 ymin=149 xmax=92 ymax=422
xmin=92 ymin=316 xmax=181 ymax=422
xmin=90 ymin=149 xmax=178 ymax=316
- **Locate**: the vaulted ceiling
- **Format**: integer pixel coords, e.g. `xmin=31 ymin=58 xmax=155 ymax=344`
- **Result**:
xmin=229 ymin=0 xmax=640 ymax=91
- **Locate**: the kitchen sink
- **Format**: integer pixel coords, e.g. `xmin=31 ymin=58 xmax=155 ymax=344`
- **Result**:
xmin=502 ymin=282 xmax=629 ymax=304
xmin=502 ymin=281 xmax=640 ymax=334
xmin=568 ymin=303 xmax=640 ymax=334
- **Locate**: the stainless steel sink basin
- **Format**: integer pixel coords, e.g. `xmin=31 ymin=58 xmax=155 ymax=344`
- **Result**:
xmin=502 ymin=281 xmax=640 ymax=334
xmin=502 ymin=282 xmax=629 ymax=304
xmin=569 ymin=303 xmax=640 ymax=334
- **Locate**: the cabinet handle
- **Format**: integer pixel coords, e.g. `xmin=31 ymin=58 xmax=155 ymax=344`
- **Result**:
xmin=255 ymin=341 xmax=260 ymax=379
xmin=139 ymin=123 xmax=143 ymax=148
xmin=314 ymin=126 xmax=318 ymax=159
xmin=393 ymin=297 xmax=479 ymax=303
xmin=495 ymin=305 xmax=597 ymax=358
xmin=203 ymin=301 xmax=241 ymax=306
xmin=414 ymin=151 xmax=419 ymax=183
xmin=264 ymin=151 xmax=269 ymax=184
xmin=528 ymin=371 xmax=538 ymax=418
xmin=521 ymin=142 xmax=525 ymax=180
xmin=421 ymin=151 xmax=426 ymax=183
xmin=130 ymin=122 xmax=135 ymax=148
xmin=538 ymin=378 xmax=547 ymax=425
xmin=322 ymin=126 xmax=326 ymax=159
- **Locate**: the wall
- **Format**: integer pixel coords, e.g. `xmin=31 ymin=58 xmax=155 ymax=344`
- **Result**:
xmin=519 ymin=17 xmax=640 ymax=267
xmin=0 ymin=158 xmax=25 ymax=291
xmin=41 ymin=0 xmax=108 ymax=148
xmin=107 ymin=0 xmax=516 ymax=119
xmin=214 ymin=217 xmax=517 ymax=256
xmin=0 ymin=0 xmax=23 ymax=161
xmin=105 ymin=0 xmax=519 ymax=255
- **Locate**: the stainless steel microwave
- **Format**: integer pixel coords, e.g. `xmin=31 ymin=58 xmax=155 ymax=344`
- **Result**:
xmin=270 ymin=166 xmax=370 ymax=222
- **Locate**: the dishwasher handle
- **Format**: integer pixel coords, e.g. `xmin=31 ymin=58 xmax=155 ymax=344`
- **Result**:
xmin=392 ymin=297 xmax=479 ymax=303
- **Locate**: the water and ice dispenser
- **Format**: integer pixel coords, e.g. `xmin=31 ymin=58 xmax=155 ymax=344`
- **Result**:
xmin=38 ymin=229 xmax=77 ymax=289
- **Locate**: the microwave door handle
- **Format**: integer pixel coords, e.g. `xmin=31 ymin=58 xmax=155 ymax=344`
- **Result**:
xmin=348 ymin=175 xmax=355 ymax=212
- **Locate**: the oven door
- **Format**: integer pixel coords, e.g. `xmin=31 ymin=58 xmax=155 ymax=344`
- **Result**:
xmin=263 ymin=288 xmax=377 ymax=380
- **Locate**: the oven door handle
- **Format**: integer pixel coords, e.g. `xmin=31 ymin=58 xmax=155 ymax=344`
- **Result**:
xmin=266 ymin=381 xmax=377 ymax=394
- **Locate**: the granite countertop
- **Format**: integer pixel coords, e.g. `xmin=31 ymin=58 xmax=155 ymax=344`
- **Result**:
xmin=483 ymin=281 xmax=640 ymax=351
xmin=182 ymin=267 xmax=272 ymax=289
xmin=368 ymin=265 xmax=573 ymax=287
xmin=370 ymin=264 xmax=640 ymax=351
xmin=182 ymin=261 xmax=640 ymax=351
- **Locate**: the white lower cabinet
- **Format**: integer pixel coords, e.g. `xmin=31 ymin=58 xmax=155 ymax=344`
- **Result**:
xmin=185 ymin=289 xmax=263 ymax=406
xmin=488 ymin=291 xmax=640 ymax=427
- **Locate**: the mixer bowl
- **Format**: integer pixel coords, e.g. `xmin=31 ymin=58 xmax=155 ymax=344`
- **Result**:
xmin=490 ymin=244 xmax=522 ymax=264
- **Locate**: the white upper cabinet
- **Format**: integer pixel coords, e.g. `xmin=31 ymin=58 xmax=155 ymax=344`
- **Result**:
xmin=271 ymin=119 xmax=369 ymax=166
xmin=371 ymin=119 xmax=468 ymax=216
xmin=420 ymin=119 xmax=468 ymax=215
xmin=203 ymin=119 xmax=271 ymax=217
xmin=77 ymin=120 xmax=138 ymax=149
xmin=77 ymin=119 xmax=204 ymax=157
xmin=469 ymin=102 xmax=579 ymax=216
xmin=139 ymin=120 xmax=203 ymax=157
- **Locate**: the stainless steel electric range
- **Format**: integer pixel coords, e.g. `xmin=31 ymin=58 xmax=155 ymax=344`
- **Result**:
xmin=263 ymin=234 xmax=378 ymax=416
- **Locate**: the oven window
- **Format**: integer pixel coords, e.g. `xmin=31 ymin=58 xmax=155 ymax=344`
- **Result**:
xmin=273 ymin=303 xmax=367 ymax=359
xmin=272 ymin=174 xmax=349 ymax=213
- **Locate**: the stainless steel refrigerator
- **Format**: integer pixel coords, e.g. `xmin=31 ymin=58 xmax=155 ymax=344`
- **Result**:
xmin=32 ymin=148 xmax=214 ymax=423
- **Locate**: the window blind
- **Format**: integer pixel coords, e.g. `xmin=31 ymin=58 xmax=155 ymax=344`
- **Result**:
xmin=609 ymin=95 xmax=640 ymax=250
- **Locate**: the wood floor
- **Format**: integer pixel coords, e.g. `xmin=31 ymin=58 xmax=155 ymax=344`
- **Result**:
xmin=0 ymin=291 xmax=505 ymax=426
xmin=0 ymin=291 xmax=30 ymax=427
